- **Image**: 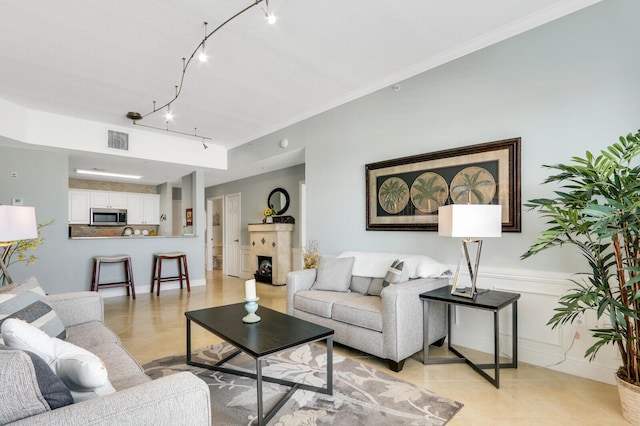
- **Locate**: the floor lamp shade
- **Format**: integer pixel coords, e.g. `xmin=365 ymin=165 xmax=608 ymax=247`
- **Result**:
xmin=0 ymin=206 xmax=38 ymax=286
xmin=438 ymin=204 xmax=502 ymax=239
xmin=0 ymin=206 xmax=38 ymax=243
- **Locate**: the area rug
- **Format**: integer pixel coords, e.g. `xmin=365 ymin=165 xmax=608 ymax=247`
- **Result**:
xmin=143 ymin=342 xmax=463 ymax=425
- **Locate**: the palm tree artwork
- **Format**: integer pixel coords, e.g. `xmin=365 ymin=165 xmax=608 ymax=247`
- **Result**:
xmin=378 ymin=177 xmax=410 ymax=214
xmin=410 ymin=172 xmax=448 ymax=213
xmin=450 ymin=166 xmax=496 ymax=204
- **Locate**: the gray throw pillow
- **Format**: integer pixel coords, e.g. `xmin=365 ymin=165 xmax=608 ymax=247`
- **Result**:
xmin=311 ymin=256 xmax=355 ymax=292
xmin=0 ymin=277 xmax=66 ymax=339
xmin=382 ymin=259 xmax=404 ymax=287
xmin=0 ymin=344 xmax=74 ymax=421
xmin=366 ymin=278 xmax=385 ymax=296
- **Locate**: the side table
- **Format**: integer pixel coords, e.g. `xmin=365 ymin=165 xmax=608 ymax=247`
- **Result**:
xmin=420 ymin=286 xmax=520 ymax=388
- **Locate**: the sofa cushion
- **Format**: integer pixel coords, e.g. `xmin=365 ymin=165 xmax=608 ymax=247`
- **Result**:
xmin=332 ymin=295 xmax=383 ymax=332
xmin=89 ymin=342 xmax=147 ymax=386
xmin=1 ymin=318 xmax=116 ymax=402
xmin=293 ymin=290 xmax=337 ymax=318
xmin=350 ymin=276 xmax=372 ymax=294
xmin=366 ymin=278 xmax=385 ymax=296
xmin=0 ymin=344 xmax=73 ymax=417
xmin=311 ymin=256 xmax=354 ymax=292
xmin=65 ymin=321 xmax=119 ymax=349
xmin=0 ymin=277 xmax=66 ymax=339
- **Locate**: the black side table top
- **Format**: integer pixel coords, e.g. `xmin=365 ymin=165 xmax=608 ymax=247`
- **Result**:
xmin=185 ymin=303 xmax=334 ymax=358
xmin=420 ymin=285 xmax=520 ymax=310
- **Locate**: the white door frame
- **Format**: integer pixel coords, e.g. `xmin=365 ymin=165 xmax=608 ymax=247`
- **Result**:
xmin=224 ymin=192 xmax=242 ymax=277
xmin=206 ymin=199 xmax=213 ymax=271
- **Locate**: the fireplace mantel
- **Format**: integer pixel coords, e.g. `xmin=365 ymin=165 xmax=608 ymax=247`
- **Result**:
xmin=248 ymin=223 xmax=294 ymax=285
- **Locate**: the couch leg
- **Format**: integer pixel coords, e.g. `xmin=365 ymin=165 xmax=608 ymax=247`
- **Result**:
xmin=433 ymin=337 xmax=446 ymax=347
xmin=387 ymin=359 xmax=405 ymax=372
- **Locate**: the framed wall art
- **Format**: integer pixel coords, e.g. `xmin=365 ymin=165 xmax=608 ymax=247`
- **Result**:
xmin=365 ymin=138 xmax=521 ymax=232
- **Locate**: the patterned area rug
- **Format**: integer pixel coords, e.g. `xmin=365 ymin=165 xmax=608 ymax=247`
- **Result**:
xmin=143 ymin=342 xmax=463 ymax=425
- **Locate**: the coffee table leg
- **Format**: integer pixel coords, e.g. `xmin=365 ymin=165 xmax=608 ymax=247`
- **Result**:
xmin=327 ymin=336 xmax=333 ymax=395
xmin=256 ymin=358 xmax=264 ymax=426
xmin=186 ymin=319 xmax=192 ymax=364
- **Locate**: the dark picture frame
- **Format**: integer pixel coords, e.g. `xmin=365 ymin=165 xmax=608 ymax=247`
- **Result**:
xmin=365 ymin=138 xmax=521 ymax=232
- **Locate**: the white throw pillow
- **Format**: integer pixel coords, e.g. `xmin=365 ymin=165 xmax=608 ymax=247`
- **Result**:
xmin=1 ymin=318 xmax=116 ymax=402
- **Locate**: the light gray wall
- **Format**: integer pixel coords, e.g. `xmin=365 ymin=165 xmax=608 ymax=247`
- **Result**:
xmin=205 ymin=164 xmax=305 ymax=247
xmin=233 ymin=0 xmax=640 ymax=274
xmin=0 ymin=145 xmax=206 ymax=294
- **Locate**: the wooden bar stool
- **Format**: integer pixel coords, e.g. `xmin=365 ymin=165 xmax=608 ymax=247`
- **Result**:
xmin=91 ymin=255 xmax=136 ymax=299
xmin=150 ymin=252 xmax=190 ymax=296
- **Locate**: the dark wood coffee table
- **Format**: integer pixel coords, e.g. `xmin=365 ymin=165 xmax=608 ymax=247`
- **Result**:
xmin=185 ymin=303 xmax=334 ymax=426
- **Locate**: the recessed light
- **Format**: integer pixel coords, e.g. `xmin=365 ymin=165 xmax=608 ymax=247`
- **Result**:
xmin=75 ymin=169 xmax=142 ymax=180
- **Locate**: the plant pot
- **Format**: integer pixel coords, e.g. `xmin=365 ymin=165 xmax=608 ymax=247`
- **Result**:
xmin=265 ymin=216 xmax=273 ymax=223
xmin=616 ymin=371 xmax=640 ymax=425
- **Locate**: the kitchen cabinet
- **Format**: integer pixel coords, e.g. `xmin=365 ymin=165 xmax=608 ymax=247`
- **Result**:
xmin=68 ymin=190 xmax=90 ymax=224
xmin=127 ymin=194 xmax=160 ymax=225
xmin=90 ymin=191 xmax=127 ymax=209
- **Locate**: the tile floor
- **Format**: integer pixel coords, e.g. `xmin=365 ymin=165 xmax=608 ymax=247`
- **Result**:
xmin=103 ymin=271 xmax=626 ymax=425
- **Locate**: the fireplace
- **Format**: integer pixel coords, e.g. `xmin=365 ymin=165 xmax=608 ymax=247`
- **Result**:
xmin=255 ymin=255 xmax=273 ymax=284
xmin=248 ymin=223 xmax=294 ymax=286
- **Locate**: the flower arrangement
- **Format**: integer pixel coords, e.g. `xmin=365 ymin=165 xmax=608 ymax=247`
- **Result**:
xmin=1 ymin=219 xmax=53 ymax=286
xmin=263 ymin=207 xmax=276 ymax=217
xmin=262 ymin=207 xmax=276 ymax=223
xmin=303 ymin=240 xmax=320 ymax=269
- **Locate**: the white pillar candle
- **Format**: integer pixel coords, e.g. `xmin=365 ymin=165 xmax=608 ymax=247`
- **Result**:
xmin=245 ymin=279 xmax=257 ymax=300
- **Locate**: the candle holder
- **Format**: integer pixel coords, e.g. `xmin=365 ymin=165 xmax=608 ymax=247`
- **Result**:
xmin=242 ymin=297 xmax=261 ymax=323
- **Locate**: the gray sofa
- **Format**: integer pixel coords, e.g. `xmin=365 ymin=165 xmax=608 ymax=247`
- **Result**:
xmin=287 ymin=251 xmax=449 ymax=372
xmin=1 ymin=288 xmax=211 ymax=425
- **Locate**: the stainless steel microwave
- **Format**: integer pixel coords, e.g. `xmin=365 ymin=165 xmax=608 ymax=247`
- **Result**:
xmin=90 ymin=208 xmax=127 ymax=226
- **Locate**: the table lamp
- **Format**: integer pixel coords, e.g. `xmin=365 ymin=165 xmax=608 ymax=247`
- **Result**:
xmin=438 ymin=204 xmax=502 ymax=298
xmin=0 ymin=206 xmax=38 ymax=285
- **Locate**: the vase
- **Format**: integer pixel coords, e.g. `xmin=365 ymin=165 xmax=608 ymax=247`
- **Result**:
xmin=266 ymin=216 xmax=273 ymax=223
xmin=616 ymin=371 xmax=640 ymax=425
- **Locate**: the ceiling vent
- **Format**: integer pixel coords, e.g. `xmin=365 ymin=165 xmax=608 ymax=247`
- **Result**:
xmin=107 ymin=130 xmax=129 ymax=150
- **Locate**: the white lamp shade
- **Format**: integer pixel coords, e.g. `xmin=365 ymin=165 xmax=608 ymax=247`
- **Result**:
xmin=0 ymin=206 xmax=38 ymax=243
xmin=438 ymin=204 xmax=502 ymax=238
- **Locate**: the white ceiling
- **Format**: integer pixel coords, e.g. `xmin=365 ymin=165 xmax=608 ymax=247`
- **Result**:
xmin=0 ymin=0 xmax=599 ymax=186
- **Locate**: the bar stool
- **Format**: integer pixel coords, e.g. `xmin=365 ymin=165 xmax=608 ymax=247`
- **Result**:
xmin=150 ymin=252 xmax=190 ymax=296
xmin=91 ymin=255 xmax=136 ymax=299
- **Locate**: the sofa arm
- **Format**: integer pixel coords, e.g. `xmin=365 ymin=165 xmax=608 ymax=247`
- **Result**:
xmin=11 ymin=372 xmax=210 ymax=426
xmin=286 ymin=269 xmax=317 ymax=315
xmin=46 ymin=292 xmax=104 ymax=327
xmin=381 ymin=277 xmax=448 ymax=362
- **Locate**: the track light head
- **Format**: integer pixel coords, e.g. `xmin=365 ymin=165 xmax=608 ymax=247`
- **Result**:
xmin=126 ymin=111 xmax=142 ymax=120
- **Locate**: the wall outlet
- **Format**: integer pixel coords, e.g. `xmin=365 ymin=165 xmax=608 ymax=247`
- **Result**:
xmin=575 ymin=313 xmax=585 ymax=327
xmin=11 ymin=198 xmax=23 ymax=206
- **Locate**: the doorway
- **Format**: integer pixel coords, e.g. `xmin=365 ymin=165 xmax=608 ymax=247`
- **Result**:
xmin=206 ymin=197 xmax=224 ymax=271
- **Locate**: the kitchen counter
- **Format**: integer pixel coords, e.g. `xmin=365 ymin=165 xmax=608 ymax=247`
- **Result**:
xmin=69 ymin=235 xmax=198 ymax=240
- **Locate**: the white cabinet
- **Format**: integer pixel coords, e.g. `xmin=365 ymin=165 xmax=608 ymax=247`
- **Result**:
xmin=68 ymin=190 xmax=90 ymax=224
xmin=90 ymin=191 xmax=127 ymax=209
xmin=126 ymin=194 xmax=160 ymax=225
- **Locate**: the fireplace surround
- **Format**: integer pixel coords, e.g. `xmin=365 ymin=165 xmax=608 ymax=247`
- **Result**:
xmin=248 ymin=223 xmax=294 ymax=286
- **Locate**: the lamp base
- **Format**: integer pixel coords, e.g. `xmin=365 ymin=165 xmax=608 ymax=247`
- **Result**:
xmin=450 ymin=239 xmax=483 ymax=299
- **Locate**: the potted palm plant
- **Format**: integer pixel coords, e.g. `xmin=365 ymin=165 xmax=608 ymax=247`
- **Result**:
xmin=521 ymin=130 xmax=640 ymax=424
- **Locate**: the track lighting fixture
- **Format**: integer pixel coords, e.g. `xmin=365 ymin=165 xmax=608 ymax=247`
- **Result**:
xmin=126 ymin=0 xmax=275 ymax=143
xmin=198 ymin=22 xmax=208 ymax=62
xmin=263 ymin=0 xmax=277 ymax=24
